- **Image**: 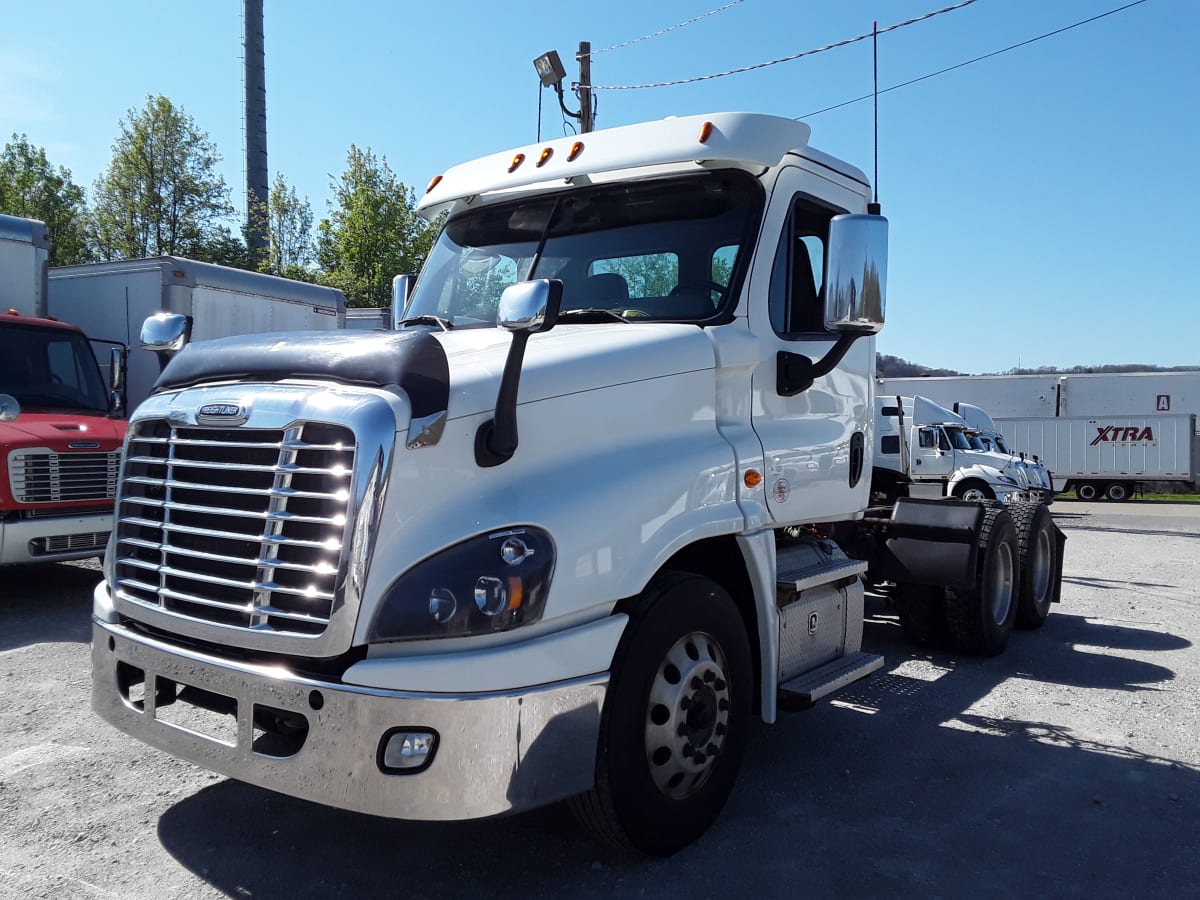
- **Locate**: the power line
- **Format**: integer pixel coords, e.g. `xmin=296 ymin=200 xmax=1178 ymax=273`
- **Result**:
xmin=800 ymin=0 xmax=1153 ymax=118
xmin=592 ymin=1 xmax=747 ymax=55
xmin=588 ymin=0 xmax=978 ymax=90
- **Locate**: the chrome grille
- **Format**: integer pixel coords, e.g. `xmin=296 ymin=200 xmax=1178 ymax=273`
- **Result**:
xmin=114 ymin=419 xmax=356 ymax=637
xmin=9 ymin=450 xmax=121 ymax=503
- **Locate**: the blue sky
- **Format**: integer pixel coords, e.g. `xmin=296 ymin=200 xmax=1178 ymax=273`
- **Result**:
xmin=2 ymin=0 xmax=1196 ymax=373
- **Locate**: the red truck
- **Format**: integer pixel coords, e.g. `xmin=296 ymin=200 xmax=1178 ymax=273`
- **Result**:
xmin=0 ymin=310 xmax=126 ymax=565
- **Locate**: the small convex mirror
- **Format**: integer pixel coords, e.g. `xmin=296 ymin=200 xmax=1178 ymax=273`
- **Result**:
xmin=824 ymin=213 xmax=887 ymax=333
xmin=0 ymin=393 xmax=20 ymax=422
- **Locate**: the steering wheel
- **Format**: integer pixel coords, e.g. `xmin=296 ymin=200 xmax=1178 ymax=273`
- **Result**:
xmin=669 ymin=280 xmax=727 ymax=305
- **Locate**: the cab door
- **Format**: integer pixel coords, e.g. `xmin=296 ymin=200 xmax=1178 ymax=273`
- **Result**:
xmin=911 ymin=426 xmax=955 ymax=478
xmin=746 ymin=164 xmax=873 ymax=526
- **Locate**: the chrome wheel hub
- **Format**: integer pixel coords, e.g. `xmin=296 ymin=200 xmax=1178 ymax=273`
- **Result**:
xmin=644 ymin=632 xmax=731 ymax=799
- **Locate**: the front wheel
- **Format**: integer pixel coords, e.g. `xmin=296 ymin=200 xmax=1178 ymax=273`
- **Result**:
xmin=570 ymin=572 xmax=752 ymax=856
xmin=953 ymin=481 xmax=995 ymax=502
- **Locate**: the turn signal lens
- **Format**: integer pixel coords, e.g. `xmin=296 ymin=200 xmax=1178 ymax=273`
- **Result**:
xmin=743 ymin=470 xmax=763 ymax=488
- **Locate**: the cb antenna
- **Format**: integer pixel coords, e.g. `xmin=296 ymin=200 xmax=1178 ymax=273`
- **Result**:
xmin=869 ymin=19 xmax=881 ymax=216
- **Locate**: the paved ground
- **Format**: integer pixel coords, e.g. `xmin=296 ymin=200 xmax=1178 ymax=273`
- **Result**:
xmin=1 ymin=500 xmax=1197 ymax=899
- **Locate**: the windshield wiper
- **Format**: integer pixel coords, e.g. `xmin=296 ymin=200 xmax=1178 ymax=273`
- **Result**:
xmin=556 ymin=308 xmax=630 ymax=323
xmin=398 ymin=315 xmax=454 ymax=331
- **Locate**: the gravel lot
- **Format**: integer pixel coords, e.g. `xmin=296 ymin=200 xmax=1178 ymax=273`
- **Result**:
xmin=1 ymin=501 xmax=1197 ymax=899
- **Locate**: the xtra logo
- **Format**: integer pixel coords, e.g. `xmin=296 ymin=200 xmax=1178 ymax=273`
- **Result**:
xmin=1090 ymin=425 xmax=1155 ymax=445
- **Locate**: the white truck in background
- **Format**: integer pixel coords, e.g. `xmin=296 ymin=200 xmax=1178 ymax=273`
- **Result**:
xmin=873 ymin=395 xmax=1040 ymax=504
xmin=47 ymin=258 xmax=347 ymax=413
xmin=91 ymin=113 xmax=1065 ymax=855
xmin=955 ymin=402 xmax=1055 ymax=503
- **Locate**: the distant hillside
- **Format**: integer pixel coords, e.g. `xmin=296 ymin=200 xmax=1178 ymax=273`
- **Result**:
xmin=876 ymin=355 xmax=1200 ymax=378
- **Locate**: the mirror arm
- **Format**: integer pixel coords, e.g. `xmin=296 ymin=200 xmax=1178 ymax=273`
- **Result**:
xmin=776 ymin=333 xmax=859 ymax=397
xmin=475 ymin=331 xmax=532 ymax=467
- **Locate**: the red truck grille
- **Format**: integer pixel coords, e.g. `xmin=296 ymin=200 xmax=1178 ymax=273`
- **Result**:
xmin=113 ymin=419 xmax=356 ymax=637
xmin=8 ymin=450 xmax=121 ymax=504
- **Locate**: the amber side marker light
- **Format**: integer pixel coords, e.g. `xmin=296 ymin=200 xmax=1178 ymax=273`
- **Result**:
xmin=698 ymin=121 xmax=715 ymax=143
xmin=744 ymin=470 xmax=762 ymax=488
xmin=567 ymin=141 xmax=584 ymax=162
xmin=425 ymin=174 xmax=443 ymax=194
xmin=536 ymin=147 xmax=553 ymax=167
xmin=509 ymin=153 xmax=526 ymax=173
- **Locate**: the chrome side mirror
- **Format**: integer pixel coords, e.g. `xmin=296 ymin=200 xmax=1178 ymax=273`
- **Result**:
xmin=390 ymin=274 xmax=416 ymax=330
xmin=0 ymin=393 xmax=19 ymax=422
xmin=141 ymin=313 xmax=192 ymax=353
xmin=825 ymin=213 xmax=887 ymax=333
xmin=497 ymin=279 xmax=562 ymax=333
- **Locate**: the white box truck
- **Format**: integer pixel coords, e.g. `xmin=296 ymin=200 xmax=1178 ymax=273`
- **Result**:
xmin=47 ymin=258 xmax=346 ymax=413
xmin=0 ymin=213 xmax=50 ymax=314
xmin=999 ymin=414 xmax=1198 ymax=500
xmin=91 ymin=113 xmax=1065 ymax=855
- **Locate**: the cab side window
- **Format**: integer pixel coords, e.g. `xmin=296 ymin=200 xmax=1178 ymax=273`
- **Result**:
xmin=918 ymin=428 xmax=936 ymax=449
xmin=768 ymin=195 xmax=836 ymax=336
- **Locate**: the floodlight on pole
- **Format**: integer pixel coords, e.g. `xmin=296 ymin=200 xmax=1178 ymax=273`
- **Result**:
xmin=533 ymin=50 xmax=567 ymax=87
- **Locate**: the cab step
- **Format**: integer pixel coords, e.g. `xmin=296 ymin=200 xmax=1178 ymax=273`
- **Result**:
xmin=775 ymin=545 xmax=867 ymax=593
xmin=777 ymin=651 xmax=884 ymax=710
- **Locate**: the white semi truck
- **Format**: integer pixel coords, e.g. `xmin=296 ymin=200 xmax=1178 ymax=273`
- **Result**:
xmin=91 ymin=114 xmax=1064 ymax=854
xmin=955 ymin=402 xmax=1055 ymax=503
xmin=47 ymin=258 xmax=347 ymax=413
xmin=873 ymin=395 xmax=1041 ymax=504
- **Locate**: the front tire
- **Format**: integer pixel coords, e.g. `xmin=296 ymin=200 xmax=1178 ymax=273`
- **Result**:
xmin=945 ymin=506 xmax=1019 ymax=656
xmin=953 ymin=480 xmax=995 ymax=502
xmin=570 ymin=572 xmax=752 ymax=856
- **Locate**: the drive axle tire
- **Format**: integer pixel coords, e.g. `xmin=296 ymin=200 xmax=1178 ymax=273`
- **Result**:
xmin=1008 ymin=501 xmax=1058 ymax=630
xmin=946 ymin=505 xmax=1019 ymax=656
xmin=1075 ymin=482 xmax=1100 ymax=501
xmin=895 ymin=584 xmax=949 ymax=648
xmin=570 ymin=571 xmax=752 ymax=856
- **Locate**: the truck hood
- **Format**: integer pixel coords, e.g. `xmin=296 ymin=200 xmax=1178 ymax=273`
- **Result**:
xmin=151 ymin=324 xmax=717 ymax=427
xmin=0 ymin=411 xmax=125 ymax=452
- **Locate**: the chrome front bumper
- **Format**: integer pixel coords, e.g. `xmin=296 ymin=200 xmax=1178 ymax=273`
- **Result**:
xmin=92 ymin=620 xmax=607 ymax=821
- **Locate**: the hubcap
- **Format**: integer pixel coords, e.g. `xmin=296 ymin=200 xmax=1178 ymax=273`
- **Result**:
xmin=644 ymin=632 xmax=731 ymax=799
xmin=961 ymin=487 xmax=988 ymax=502
xmin=987 ymin=540 xmax=1015 ymax=625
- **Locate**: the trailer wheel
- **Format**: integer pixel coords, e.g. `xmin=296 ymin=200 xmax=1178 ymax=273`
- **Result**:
xmin=1008 ymin=501 xmax=1058 ymax=630
xmin=945 ymin=506 xmax=1019 ymax=656
xmin=953 ymin=480 xmax=994 ymax=502
xmin=1075 ymin=482 xmax=1100 ymax=501
xmin=1104 ymin=482 xmax=1131 ymax=502
xmin=570 ymin=571 xmax=751 ymax=856
xmin=895 ymin=584 xmax=949 ymax=647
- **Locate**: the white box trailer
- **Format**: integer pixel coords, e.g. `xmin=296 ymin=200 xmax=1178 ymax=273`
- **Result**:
xmin=0 ymin=213 xmax=50 ymax=315
xmin=998 ymin=413 xmax=1198 ymax=500
xmin=47 ymin=257 xmax=346 ymax=412
xmin=881 ymin=372 xmax=1200 ymax=420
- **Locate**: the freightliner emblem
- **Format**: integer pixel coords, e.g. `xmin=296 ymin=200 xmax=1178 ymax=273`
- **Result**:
xmin=197 ymin=402 xmax=249 ymax=426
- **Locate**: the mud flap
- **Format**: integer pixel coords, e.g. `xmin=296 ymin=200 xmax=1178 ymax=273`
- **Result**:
xmin=877 ymin=498 xmax=984 ymax=590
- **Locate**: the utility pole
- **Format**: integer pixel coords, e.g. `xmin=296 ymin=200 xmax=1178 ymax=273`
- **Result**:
xmin=243 ymin=0 xmax=268 ymax=268
xmin=576 ymin=41 xmax=594 ymax=133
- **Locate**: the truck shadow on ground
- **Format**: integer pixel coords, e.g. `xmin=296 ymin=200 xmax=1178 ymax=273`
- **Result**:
xmin=154 ymin=602 xmax=1198 ymax=900
xmin=0 ymin=561 xmax=99 ymax=652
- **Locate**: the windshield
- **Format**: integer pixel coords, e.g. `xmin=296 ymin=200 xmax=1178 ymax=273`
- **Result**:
xmin=404 ymin=171 xmax=763 ymax=328
xmin=943 ymin=426 xmax=973 ymax=451
xmin=0 ymin=323 xmax=109 ymax=413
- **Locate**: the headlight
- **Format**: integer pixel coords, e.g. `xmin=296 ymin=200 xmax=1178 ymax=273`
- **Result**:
xmin=368 ymin=527 xmax=555 ymax=642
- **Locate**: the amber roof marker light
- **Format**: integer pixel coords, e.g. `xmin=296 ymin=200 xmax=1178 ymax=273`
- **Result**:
xmin=567 ymin=141 xmax=585 ymax=162
xmin=425 ymin=175 xmax=443 ymax=194
xmin=508 ymin=153 xmax=526 ymax=173
xmin=698 ymin=121 xmax=715 ymax=143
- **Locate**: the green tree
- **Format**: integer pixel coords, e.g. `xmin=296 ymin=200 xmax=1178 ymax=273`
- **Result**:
xmin=317 ymin=145 xmax=438 ymax=307
xmin=0 ymin=134 xmax=90 ymax=264
xmin=252 ymin=172 xmax=315 ymax=280
xmin=89 ymin=94 xmax=235 ymax=262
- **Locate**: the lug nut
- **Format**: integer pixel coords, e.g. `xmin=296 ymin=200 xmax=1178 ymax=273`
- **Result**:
xmin=716 ymin=723 xmax=727 ymax=736
xmin=704 ymin=671 xmax=715 ymax=683
xmin=714 ymin=679 xmax=727 ymax=691
xmin=694 ymin=752 xmax=707 ymax=765
xmin=682 ymin=743 xmax=694 ymax=757
xmin=691 ymin=677 xmax=703 ymax=690
xmin=680 ymin=696 xmax=691 ymax=711
xmin=718 ymin=699 xmax=730 ymax=712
